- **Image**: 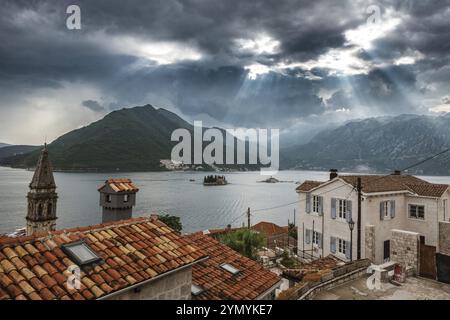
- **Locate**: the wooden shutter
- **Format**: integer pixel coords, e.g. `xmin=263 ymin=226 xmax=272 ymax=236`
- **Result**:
xmin=305 ymin=229 xmax=311 ymax=244
xmin=390 ymin=200 xmax=396 ymax=218
xmin=330 ymin=236 xmax=336 ymax=253
xmin=346 ymin=200 xmax=352 ymax=222
xmin=345 ymin=241 xmax=351 ymax=260
xmin=331 ymin=198 xmax=336 ymax=219
xmin=305 ymin=193 xmax=311 ymax=214
xmin=319 ymin=196 xmax=324 ymax=215
xmin=379 ymin=201 xmax=385 ymax=220
xmin=318 ymin=233 xmax=322 ymax=249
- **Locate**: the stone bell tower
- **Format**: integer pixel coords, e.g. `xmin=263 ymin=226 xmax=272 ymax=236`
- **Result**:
xmin=26 ymin=143 xmax=58 ymax=236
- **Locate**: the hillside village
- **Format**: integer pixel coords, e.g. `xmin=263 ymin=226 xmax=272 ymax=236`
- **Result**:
xmin=1 ymin=145 xmax=450 ymax=300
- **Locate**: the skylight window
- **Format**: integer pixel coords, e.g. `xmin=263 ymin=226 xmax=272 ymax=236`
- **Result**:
xmin=191 ymin=284 xmax=205 ymax=296
xmin=220 ymin=263 xmax=240 ymax=275
xmin=62 ymin=241 xmax=102 ymax=266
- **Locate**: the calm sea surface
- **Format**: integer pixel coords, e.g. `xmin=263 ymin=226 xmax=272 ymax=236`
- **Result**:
xmin=1 ymin=166 xmax=449 ymax=234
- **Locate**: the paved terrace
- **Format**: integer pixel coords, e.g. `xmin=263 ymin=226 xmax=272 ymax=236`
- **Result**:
xmin=314 ymin=276 xmax=450 ymax=300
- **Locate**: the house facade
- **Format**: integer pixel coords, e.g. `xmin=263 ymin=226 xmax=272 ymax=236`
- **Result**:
xmin=296 ymin=171 xmax=450 ymax=265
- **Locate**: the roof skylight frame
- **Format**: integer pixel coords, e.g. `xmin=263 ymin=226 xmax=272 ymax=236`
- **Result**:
xmin=61 ymin=240 xmax=102 ymax=266
xmin=191 ymin=284 xmax=205 ymax=296
xmin=220 ymin=263 xmax=240 ymax=275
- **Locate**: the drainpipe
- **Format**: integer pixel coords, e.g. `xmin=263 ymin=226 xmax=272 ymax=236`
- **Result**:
xmin=357 ymin=177 xmax=362 ymax=260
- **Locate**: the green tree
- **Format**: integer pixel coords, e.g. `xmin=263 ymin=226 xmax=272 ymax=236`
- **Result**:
xmin=218 ymin=229 xmax=266 ymax=259
xmin=159 ymin=214 xmax=182 ymax=233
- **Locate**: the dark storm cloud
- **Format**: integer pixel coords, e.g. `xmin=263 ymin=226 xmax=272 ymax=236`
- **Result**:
xmin=1 ymin=0 xmax=450 ymax=144
xmin=81 ymin=100 xmax=105 ymax=112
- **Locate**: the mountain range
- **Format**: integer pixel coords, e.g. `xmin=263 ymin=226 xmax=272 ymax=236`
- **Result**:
xmin=0 ymin=105 xmax=259 ymax=172
xmin=1 ymin=105 xmax=449 ymax=175
xmin=281 ymin=113 xmax=450 ymax=175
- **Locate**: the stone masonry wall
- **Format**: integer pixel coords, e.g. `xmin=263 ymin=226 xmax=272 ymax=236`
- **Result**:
xmin=365 ymin=225 xmax=375 ymax=262
xmin=439 ymin=221 xmax=450 ymax=256
xmin=107 ymin=266 xmax=192 ymax=300
xmin=390 ymin=229 xmax=420 ymax=273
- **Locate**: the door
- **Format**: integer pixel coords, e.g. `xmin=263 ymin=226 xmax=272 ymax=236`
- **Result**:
xmin=383 ymin=240 xmax=390 ymax=262
xmin=419 ymin=238 xmax=437 ymax=279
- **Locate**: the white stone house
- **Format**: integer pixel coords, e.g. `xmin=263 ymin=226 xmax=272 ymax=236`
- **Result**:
xmin=296 ymin=171 xmax=450 ymax=265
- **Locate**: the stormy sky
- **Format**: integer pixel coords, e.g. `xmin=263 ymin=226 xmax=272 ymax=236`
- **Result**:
xmin=1 ymin=0 xmax=450 ymax=145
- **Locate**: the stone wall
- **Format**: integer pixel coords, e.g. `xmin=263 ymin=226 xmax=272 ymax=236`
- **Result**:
xmin=439 ymin=221 xmax=450 ymax=255
xmin=107 ymin=267 xmax=192 ymax=300
xmin=365 ymin=225 xmax=375 ymax=262
xmin=277 ymin=259 xmax=371 ymax=300
xmin=390 ymin=229 xmax=420 ymax=273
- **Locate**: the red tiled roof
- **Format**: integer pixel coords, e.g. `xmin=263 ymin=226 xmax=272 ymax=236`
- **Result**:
xmin=295 ymin=180 xmax=322 ymax=192
xmin=296 ymin=175 xmax=449 ymax=197
xmin=98 ymin=179 xmax=139 ymax=193
xmin=0 ymin=217 xmax=205 ymax=300
xmin=187 ymin=233 xmax=281 ymax=300
xmin=251 ymin=222 xmax=287 ymax=237
xmin=204 ymin=227 xmax=244 ymax=236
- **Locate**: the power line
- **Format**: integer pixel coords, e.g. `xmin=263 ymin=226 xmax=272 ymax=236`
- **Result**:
xmin=250 ymin=146 xmax=450 ymax=214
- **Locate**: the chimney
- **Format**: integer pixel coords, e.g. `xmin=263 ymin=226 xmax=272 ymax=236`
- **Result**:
xmin=98 ymin=179 xmax=139 ymax=223
xmin=392 ymin=170 xmax=401 ymax=175
xmin=329 ymin=169 xmax=338 ymax=180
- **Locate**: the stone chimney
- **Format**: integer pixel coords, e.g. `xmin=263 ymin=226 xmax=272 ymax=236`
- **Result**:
xmin=98 ymin=179 xmax=139 ymax=223
xmin=329 ymin=169 xmax=338 ymax=180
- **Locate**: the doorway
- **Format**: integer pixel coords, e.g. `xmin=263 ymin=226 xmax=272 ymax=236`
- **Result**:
xmin=383 ymin=240 xmax=390 ymax=262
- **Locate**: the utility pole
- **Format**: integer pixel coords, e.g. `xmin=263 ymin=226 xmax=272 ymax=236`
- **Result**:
xmin=357 ymin=177 xmax=362 ymax=260
xmin=247 ymin=207 xmax=251 ymax=229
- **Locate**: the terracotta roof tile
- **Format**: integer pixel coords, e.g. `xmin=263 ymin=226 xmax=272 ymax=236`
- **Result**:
xmin=296 ymin=174 xmax=449 ymax=197
xmin=0 ymin=216 xmax=205 ymax=300
xmin=186 ymin=233 xmax=281 ymax=300
xmin=98 ymin=179 xmax=139 ymax=193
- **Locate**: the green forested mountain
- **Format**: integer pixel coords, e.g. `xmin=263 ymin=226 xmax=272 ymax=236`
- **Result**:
xmin=1 ymin=105 xmax=194 ymax=171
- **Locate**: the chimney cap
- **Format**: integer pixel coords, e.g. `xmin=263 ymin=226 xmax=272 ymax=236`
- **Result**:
xmin=329 ymin=169 xmax=338 ymax=180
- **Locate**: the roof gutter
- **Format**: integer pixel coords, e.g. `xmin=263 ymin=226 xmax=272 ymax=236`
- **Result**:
xmin=97 ymin=256 xmax=208 ymax=300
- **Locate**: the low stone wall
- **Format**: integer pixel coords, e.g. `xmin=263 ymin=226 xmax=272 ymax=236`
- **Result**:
xmin=365 ymin=225 xmax=376 ymax=262
xmin=277 ymin=259 xmax=371 ymax=300
xmin=390 ymin=229 xmax=420 ymax=273
xmin=439 ymin=221 xmax=450 ymax=255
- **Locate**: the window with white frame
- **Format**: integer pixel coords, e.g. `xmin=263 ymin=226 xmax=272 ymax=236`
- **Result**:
xmin=312 ymin=195 xmax=320 ymax=213
xmin=338 ymin=199 xmax=348 ymax=220
xmin=312 ymin=231 xmax=320 ymax=245
xmin=338 ymin=238 xmax=347 ymax=255
xmin=409 ymin=204 xmax=425 ymax=220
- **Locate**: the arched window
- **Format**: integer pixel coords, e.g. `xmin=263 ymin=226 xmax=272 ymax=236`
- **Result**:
xmin=48 ymin=202 xmax=53 ymax=216
xmin=37 ymin=203 xmax=43 ymax=217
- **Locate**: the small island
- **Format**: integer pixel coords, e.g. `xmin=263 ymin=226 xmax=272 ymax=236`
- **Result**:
xmin=203 ymin=175 xmax=228 ymax=186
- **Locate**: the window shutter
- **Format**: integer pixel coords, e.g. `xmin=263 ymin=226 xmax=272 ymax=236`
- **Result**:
xmin=345 ymin=241 xmax=351 ymax=260
xmin=330 ymin=237 xmax=336 ymax=253
xmin=331 ymin=198 xmax=336 ymax=219
xmin=347 ymin=200 xmax=352 ymax=222
xmin=319 ymin=196 xmax=324 ymax=215
xmin=305 ymin=193 xmax=311 ymax=214
xmin=379 ymin=201 xmax=384 ymax=220
xmin=305 ymin=229 xmax=311 ymax=244
xmin=390 ymin=200 xmax=396 ymax=218
xmin=318 ymin=233 xmax=322 ymax=248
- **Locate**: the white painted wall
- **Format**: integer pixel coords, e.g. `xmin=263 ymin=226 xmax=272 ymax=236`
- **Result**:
xmin=298 ymin=180 xmax=450 ymax=265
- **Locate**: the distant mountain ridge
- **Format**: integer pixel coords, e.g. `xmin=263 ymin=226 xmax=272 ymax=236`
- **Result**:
xmin=1 ymin=104 xmax=259 ymax=172
xmin=281 ymin=113 xmax=450 ymax=175
xmin=0 ymin=142 xmax=11 ymax=148
xmin=0 ymin=145 xmax=39 ymax=161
